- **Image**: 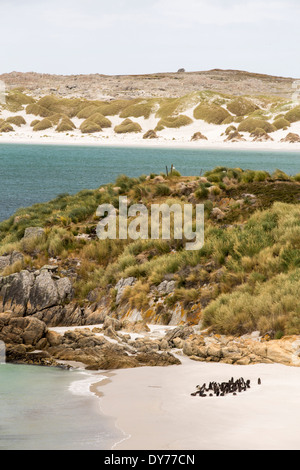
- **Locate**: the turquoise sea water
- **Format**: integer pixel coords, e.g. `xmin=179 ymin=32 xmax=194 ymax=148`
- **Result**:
xmin=0 ymin=363 xmax=122 ymax=450
xmin=1 ymin=143 xmax=300 ymax=222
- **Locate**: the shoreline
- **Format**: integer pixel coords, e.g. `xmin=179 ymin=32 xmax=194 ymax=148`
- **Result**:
xmin=92 ymin=356 xmax=300 ymax=450
xmin=1 ymin=134 xmax=300 ymax=151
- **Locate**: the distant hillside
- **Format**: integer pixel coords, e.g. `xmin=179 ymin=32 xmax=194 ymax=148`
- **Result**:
xmin=0 ymin=69 xmax=297 ymax=101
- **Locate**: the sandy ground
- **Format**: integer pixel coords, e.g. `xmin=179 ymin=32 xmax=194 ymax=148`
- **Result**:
xmin=94 ymin=355 xmax=300 ymax=450
xmin=1 ymin=107 xmax=300 ymax=151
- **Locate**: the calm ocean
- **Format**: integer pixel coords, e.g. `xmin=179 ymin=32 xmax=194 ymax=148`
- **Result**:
xmin=1 ymin=143 xmax=300 ymax=222
xmin=0 ymin=363 xmax=123 ymax=450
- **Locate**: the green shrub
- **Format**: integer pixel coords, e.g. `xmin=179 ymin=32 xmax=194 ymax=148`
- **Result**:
xmin=120 ymin=100 xmax=157 ymax=119
xmin=56 ymin=118 xmax=76 ymax=133
xmin=87 ymin=113 xmax=112 ymax=128
xmin=273 ymin=117 xmax=290 ymax=130
xmin=80 ymin=120 xmax=102 ymax=134
xmin=4 ymin=90 xmax=35 ymax=112
xmin=272 ymin=169 xmax=291 ymax=181
xmin=238 ymin=118 xmax=276 ymax=133
xmin=195 ymin=184 xmax=209 ymax=199
xmin=227 ymin=97 xmax=258 ymax=116
xmin=0 ymin=122 xmax=14 ymax=133
xmin=285 ymin=106 xmax=300 ymax=123
xmin=156 ymin=115 xmax=193 ymax=129
xmin=114 ymin=118 xmax=142 ymax=134
xmin=202 ymin=269 xmax=300 ymax=335
xmin=155 ymin=184 xmax=171 ymax=196
xmin=193 ymin=104 xmax=230 ymax=124
xmin=97 ymin=100 xmax=134 ymax=116
xmin=222 ymin=115 xmax=235 ymax=125
xmin=6 ymin=115 xmax=26 ymax=126
xmin=26 ymin=103 xmax=52 ymax=117
xmin=32 ymin=118 xmax=53 ymax=131
xmin=30 ymin=119 xmax=40 ymax=127
xmin=77 ymin=105 xmax=102 ymax=119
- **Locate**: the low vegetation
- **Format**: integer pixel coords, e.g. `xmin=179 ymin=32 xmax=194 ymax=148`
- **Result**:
xmin=193 ymin=103 xmax=230 ymax=124
xmin=114 ymin=118 xmax=142 ymax=134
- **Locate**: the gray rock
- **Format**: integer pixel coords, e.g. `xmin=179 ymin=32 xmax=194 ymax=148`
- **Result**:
xmin=56 ymin=277 xmax=73 ymax=302
xmin=23 ymin=227 xmax=45 ymax=239
xmin=27 ymin=270 xmax=59 ymax=314
xmin=0 ymin=268 xmax=73 ymax=318
xmin=115 ymin=277 xmax=137 ymax=304
xmin=0 ymin=270 xmax=35 ymax=315
xmin=156 ymin=280 xmax=176 ymax=295
xmin=0 ymin=251 xmax=24 ymax=272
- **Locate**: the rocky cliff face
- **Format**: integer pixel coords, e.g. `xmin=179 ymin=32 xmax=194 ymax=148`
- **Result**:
xmin=1 ymin=265 xmax=300 ymax=370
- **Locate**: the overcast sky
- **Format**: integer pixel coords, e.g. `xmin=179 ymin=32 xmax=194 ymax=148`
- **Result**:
xmin=1 ymin=0 xmax=299 ymax=77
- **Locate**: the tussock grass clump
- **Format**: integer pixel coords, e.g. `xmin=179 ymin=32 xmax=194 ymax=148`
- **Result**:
xmin=32 ymin=118 xmax=53 ymax=132
xmin=26 ymin=103 xmax=52 ymax=118
xmin=4 ymin=90 xmax=35 ymax=112
xmin=37 ymin=96 xmax=84 ymax=117
xmin=285 ymin=106 xmax=300 ymax=123
xmin=56 ymin=118 xmax=76 ymax=133
xmin=80 ymin=120 xmax=102 ymax=134
xmin=272 ymin=169 xmax=291 ymax=181
xmin=97 ymin=100 xmax=135 ymax=116
xmin=227 ymin=97 xmax=258 ymax=116
xmin=238 ymin=117 xmax=276 ymax=133
xmin=6 ymin=115 xmax=26 ymax=127
xmin=30 ymin=119 xmax=40 ymax=127
xmin=273 ymin=117 xmax=291 ymax=130
xmin=120 ymin=100 xmax=158 ymax=119
xmin=87 ymin=113 xmax=112 ymax=128
xmin=0 ymin=122 xmax=14 ymax=133
xmin=202 ymin=269 xmax=300 ymax=336
xmin=156 ymin=115 xmax=193 ymax=130
xmin=155 ymin=184 xmax=171 ymax=196
xmin=77 ymin=105 xmax=102 ymax=119
xmin=114 ymin=118 xmax=142 ymax=134
xmin=193 ymin=103 xmax=230 ymax=124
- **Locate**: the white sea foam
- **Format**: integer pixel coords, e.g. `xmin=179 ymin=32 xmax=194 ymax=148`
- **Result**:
xmin=68 ymin=371 xmax=106 ymax=397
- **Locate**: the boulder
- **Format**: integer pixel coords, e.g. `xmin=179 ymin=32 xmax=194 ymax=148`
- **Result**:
xmin=191 ymin=132 xmax=208 ymax=141
xmin=23 ymin=227 xmax=45 ymax=239
xmin=115 ymin=277 xmax=137 ymax=304
xmin=0 ymin=251 xmax=24 ymax=272
xmin=280 ymin=133 xmax=300 ymax=143
xmin=156 ymin=280 xmax=176 ymax=295
xmin=0 ymin=270 xmax=35 ymax=315
xmin=27 ymin=270 xmax=59 ymax=314
xmin=0 ymin=268 xmax=74 ymax=318
xmin=143 ymin=129 xmax=158 ymax=139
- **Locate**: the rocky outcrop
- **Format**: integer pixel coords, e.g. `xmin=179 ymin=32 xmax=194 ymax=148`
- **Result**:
xmin=280 ymin=132 xmax=300 ymax=143
xmin=0 ymin=267 xmax=73 ymax=317
xmin=143 ymin=129 xmax=158 ymax=139
xmin=0 ymin=311 xmax=181 ymax=370
xmin=180 ymin=331 xmax=300 ymax=367
xmin=191 ymin=132 xmax=208 ymax=141
xmin=225 ymin=131 xmax=246 ymax=142
xmin=0 ymin=251 xmax=24 ymax=272
xmin=115 ymin=277 xmax=137 ymax=305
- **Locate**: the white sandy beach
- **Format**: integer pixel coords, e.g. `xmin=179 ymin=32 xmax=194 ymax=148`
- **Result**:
xmin=94 ymin=355 xmax=300 ymax=450
xmin=1 ymin=106 xmax=300 ymax=151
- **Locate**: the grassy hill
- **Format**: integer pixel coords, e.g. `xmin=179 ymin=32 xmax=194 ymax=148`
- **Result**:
xmin=1 ymin=166 xmax=300 ymax=338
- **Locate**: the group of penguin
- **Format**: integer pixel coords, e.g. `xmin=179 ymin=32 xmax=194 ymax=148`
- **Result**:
xmin=191 ymin=377 xmax=261 ymax=397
